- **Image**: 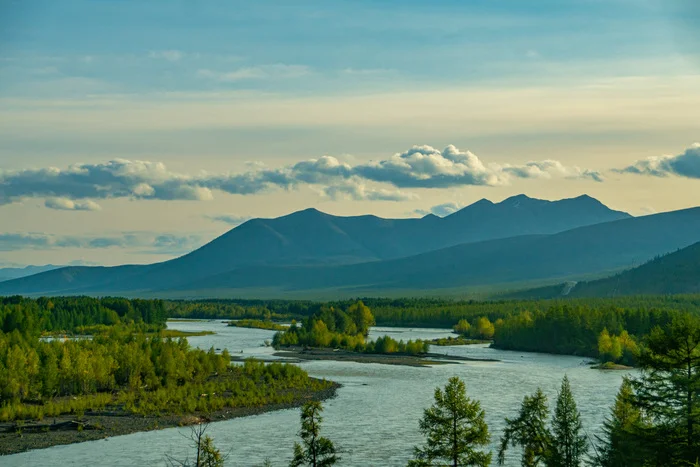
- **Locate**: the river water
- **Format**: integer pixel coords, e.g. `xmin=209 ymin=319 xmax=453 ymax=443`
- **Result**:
xmin=5 ymin=321 xmax=632 ymax=466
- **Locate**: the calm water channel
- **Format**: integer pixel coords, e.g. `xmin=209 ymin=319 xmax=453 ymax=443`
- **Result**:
xmin=5 ymin=320 xmax=633 ymax=466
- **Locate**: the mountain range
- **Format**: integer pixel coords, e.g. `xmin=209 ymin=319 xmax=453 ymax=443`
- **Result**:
xmin=1 ymin=194 xmax=698 ymax=298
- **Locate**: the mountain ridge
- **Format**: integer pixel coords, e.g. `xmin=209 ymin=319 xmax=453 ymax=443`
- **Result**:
xmin=0 ymin=194 xmax=652 ymax=297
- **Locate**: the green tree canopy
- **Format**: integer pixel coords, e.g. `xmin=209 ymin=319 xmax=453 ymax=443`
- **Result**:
xmin=498 ymin=388 xmax=550 ymax=467
xmin=549 ymin=376 xmax=587 ymax=467
xmin=409 ymin=376 xmax=491 ymax=467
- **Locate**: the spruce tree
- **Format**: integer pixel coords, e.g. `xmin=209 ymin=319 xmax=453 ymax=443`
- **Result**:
xmin=595 ymin=378 xmax=645 ymax=467
xmin=290 ymin=401 xmax=338 ymax=467
xmin=498 ymin=388 xmax=550 ymax=466
xmin=549 ymin=376 xmax=587 ymax=467
xmin=409 ymin=376 xmax=491 ymax=467
xmin=631 ymin=315 xmax=700 ymax=465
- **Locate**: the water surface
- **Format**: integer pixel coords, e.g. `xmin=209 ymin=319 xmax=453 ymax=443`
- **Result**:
xmin=5 ymin=320 xmax=631 ymax=466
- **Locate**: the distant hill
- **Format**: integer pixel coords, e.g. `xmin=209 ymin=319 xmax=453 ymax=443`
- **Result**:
xmin=0 ymin=194 xmax=632 ymax=296
xmin=172 ymin=207 xmax=700 ymax=296
xmin=0 ymin=265 xmax=60 ymax=283
xmin=511 ymin=242 xmax=700 ymax=298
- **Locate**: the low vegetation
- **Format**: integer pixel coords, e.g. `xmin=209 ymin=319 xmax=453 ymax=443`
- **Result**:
xmin=228 ymin=319 xmax=287 ymax=331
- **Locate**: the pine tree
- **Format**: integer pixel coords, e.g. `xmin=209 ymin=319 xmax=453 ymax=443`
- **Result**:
xmin=409 ymin=376 xmax=491 ymax=467
xmin=548 ymin=376 xmax=587 ymax=467
xmin=498 ymin=388 xmax=550 ymax=467
xmin=290 ymin=401 xmax=338 ymax=467
xmin=595 ymin=378 xmax=645 ymax=467
xmin=199 ymin=435 xmax=224 ymax=467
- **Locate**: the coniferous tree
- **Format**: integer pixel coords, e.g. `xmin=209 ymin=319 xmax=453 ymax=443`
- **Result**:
xmin=498 ymin=389 xmax=550 ymax=467
xmin=594 ymin=378 xmax=645 ymax=467
xmin=548 ymin=376 xmax=587 ymax=467
xmin=630 ymin=315 xmax=700 ymax=465
xmin=290 ymin=401 xmax=338 ymax=467
xmin=409 ymin=376 xmax=491 ymax=467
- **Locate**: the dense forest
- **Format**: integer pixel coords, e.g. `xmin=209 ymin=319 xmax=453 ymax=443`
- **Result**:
xmin=0 ymin=297 xmax=333 ymax=427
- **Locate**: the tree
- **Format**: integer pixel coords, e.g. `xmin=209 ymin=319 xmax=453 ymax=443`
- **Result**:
xmin=290 ymin=401 xmax=338 ymax=467
xmin=409 ymin=376 xmax=491 ymax=467
xmin=630 ymin=315 xmax=700 ymax=465
xmin=595 ymin=378 xmax=645 ymax=467
xmin=472 ymin=317 xmax=495 ymax=340
xmin=167 ymin=422 xmax=224 ymax=467
xmin=548 ymin=376 xmax=587 ymax=467
xmin=498 ymin=389 xmax=550 ymax=466
xmin=454 ymin=320 xmax=471 ymax=336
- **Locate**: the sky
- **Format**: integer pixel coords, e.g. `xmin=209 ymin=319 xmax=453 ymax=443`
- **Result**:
xmin=0 ymin=0 xmax=699 ymax=266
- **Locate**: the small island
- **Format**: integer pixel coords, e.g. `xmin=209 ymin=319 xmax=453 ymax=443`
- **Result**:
xmin=270 ymin=301 xmax=499 ymax=367
xmin=228 ymin=319 xmax=288 ymax=331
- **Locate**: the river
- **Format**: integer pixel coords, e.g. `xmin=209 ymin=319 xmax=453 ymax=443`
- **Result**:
xmin=4 ymin=320 xmax=632 ymax=466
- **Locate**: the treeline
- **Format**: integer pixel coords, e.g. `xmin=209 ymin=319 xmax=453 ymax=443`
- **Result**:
xmin=0 ymin=296 xmax=167 ymax=335
xmin=0 ymin=328 xmax=331 ymax=423
xmin=492 ymin=305 xmax=680 ymax=362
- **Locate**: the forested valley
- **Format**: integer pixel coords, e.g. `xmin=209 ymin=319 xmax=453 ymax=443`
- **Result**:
xmin=2 ymin=294 xmax=700 ymax=464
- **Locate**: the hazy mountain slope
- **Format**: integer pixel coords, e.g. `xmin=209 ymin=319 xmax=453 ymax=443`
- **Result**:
xmin=0 ymin=194 xmax=633 ymax=296
xmin=0 ymin=265 xmax=60 ymax=282
xmin=170 ymin=207 xmax=700 ymax=295
xmin=568 ymin=242 xmax=700 ymax=296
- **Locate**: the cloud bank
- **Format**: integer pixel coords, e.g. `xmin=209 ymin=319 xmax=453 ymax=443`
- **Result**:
xmin=0 ymin=144 xmax=604 ymax=209
xmin=414 ymin=202 xmax=466 ymax=218
xmin=617 ymin=143 xmax=700 ymax=179
xmin=0 ymin=232 xmax=202 ymax=254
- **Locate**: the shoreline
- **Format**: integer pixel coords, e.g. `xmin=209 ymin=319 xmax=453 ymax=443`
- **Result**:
xmin=270 ymin=348 xmax=500 ymax=367
xmin=0 ymin=381 xmax=339 ymax=457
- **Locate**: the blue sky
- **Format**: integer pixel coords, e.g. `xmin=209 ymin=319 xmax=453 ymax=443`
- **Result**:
xmin=0 ymin=0 xmax=699 ymax=266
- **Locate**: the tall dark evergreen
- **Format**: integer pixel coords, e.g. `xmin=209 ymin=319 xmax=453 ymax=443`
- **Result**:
xmin=548 ymin=376 xmax=587 ymax=467
xmin=594 ymin=378 xmax=645 ymax=467
xmin=630 ymin=315 xmax=700 ymax=465
xmin=290 ymin=401 xmax=338 ymax=467
xmin=498 ymin=389 xmax=550 ymax=467
xmin=409 ymin=376 xmax=491 ymax=467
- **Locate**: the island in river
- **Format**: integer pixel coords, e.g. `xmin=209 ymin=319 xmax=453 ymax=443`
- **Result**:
xmin=270 ymin=348 xmax=500 ymax=367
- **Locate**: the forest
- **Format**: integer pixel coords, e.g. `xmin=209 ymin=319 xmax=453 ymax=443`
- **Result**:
xmin=0 ymin=297 xmax=333 ymax=429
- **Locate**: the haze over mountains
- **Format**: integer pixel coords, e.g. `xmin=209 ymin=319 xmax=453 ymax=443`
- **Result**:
xmin=1 ymin=194 xmax=698 ymax=298
xmin=514 ymin=242 xmax=700 ymax=299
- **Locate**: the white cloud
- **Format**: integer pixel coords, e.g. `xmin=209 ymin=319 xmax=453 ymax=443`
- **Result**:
xmin=322 ymin=180 xmax=418 ymax=202
xmin=617 ymin=143 xmax=700 ymax=179
xmin=414 ymin=202 xmax=465 ymax=217
xmin=44 ymin=198 xmax=102 ymax=211
xmin=0 ymin=144 xmax=604 ymax=209
xmin=208 ymin=215 xmax=253 ymax=226
xmin=0 ymin=231 xmax=202 ymax=254
xmin=197 ymin=64 xmax=311 ymax=82
xmin=148 ymin=50 xmax=183 ymax=62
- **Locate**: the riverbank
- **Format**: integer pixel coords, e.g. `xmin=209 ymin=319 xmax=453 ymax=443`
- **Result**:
xmin=271 ymin=348 xmax=500 ymax=367
xmin=0 ymin=381 xmax=338 ymax=456
xmin=591 ymin=362 xmax=634 ymax=370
